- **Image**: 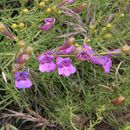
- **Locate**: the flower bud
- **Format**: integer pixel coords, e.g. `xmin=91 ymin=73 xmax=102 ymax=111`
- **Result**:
xmin=66 ymin=36 xmax=75 ymax=45
xmin=121 ymin=44 xmax=130 ymax=53
xmin=0 ymin=22 xmax=6 ymax=33
xmin=72 ymin=3 xmax=85 ymax=13
xmin=57 ymin=10 xmax=62 ymax=14
xmin=52 ymin=5 xmax=57 ymax=11
xmin=25 ymin=46 xmax=33 ymax=54
xmin=18 ymin=22 xmax=25 ymax=29
xmin=120 ymin=13 xmax=125 ymax=17
xmin=102 ymin=27 xmax=107 ymax=31
xmin=39 ymin=2 xmax=45 ymax=8
xmin=111 ymin=96 xmax=125 ymax=105
xmin=16 ymin=53 xmax=30 ymax=64
xmin=17 ymin=40 xmax=25 ymax=48
xmin=104 ymin=33 xmax=112 ymax=39
xmin=22 ymin=8 xmax=29 ymax=14
xmin=106 ymin=23 xmax=112 ymax=28
xmin=74 ymin=43 xmax=80 ymax=47
xmin=12 ymin=23 xmax=18 ymax=29
xmin=0 ymin=22 xmax=16 ymax=39
xmin=85 ymin=38 xmax=91 ymax=43
xmin=46 ymin=8 xmax=52 ymax=13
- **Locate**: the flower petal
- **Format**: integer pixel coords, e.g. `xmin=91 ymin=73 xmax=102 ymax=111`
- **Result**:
xmin=58 ymin=65 xmax=76 ymax=76
xmin=39 ymin=62 xmax=56 ymax=72
xmin=84 ymin=44 xmax=95 ymax=54
xmin=15 ymin=79 xmax=32 ymax=89
xmin=102 ymin=58 xmax=112 ymax=73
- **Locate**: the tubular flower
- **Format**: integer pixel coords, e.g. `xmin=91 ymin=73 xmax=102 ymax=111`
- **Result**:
xmin=56 ymin=57 xmax=76 ymax=76
xmin=38 ymin=54 xmax=56 ymax=73
xmin=40 ymin=18 xmax=55 ymax=31
xmin=84 ymin=44 xmax=112 ymax=73
xmin=14 ymin=71 xmax=32 ymax=89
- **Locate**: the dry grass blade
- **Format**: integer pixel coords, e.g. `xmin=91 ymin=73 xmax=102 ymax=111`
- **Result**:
xmin=86 ymin=0 xmax=92 ymax=24
xmin=57 ymin=32 xmax=79 ymax=38
xmin=1 ymin=109 xmax=55 ymax=127
xmin=61 ymin=7 xmax=85 ymax=27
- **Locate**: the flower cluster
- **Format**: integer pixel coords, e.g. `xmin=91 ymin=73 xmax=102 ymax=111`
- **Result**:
xmin=38 ymin=38 xmax=76 ymax=76
xmin=37 ymin=38 xmax=121 ymax=76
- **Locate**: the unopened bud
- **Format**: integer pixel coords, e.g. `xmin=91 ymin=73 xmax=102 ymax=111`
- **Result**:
xmin=17 ymin=40 xmax=25 ymax=48
xmin=72 ymin=3 xmax=85 ymax=13
xmin=16 ymin=53 xmax=30 ymax=64
xmin=0 ymin=22 xmax=16 ymax=39
xmin=0 ymin=22 xmax=6 ymax=33
xmin=46 ymin=8 xmax=52 ymax=13
xmin=66 ymin=37 xmax=75 ymax=45
xmin=18 ymin=22 xmax=25 ymax=29
xmin=111 ymin=96 xmax=125 ymax=105
xmin=22 ymin=8 xmax=29 ymax=14
xmin=52 ymin=6 xmax=57 ymax=11
xmin=104 ymin=33 xmax=112 ymax=39
xmin=12 ymin=23 xmax=18 ymax=29
xmin=106 ymin=23 xmax=112 ymax=28
xmin=85 ymin=38 xmax=91 ymax=43
xmin=120 ymin=13 xmax=125 ymax=17
xmin=25 ymin=46 xmax=33 ymax=54
xmin=38 ymin=2 xmax=45 ymax=8
xmin=121 ymin=44 xmax=130 ymax=52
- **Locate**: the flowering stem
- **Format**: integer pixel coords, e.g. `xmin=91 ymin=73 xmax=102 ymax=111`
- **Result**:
xmin=93 ymin=51 xmax=121 ymax=56
xmin=53 ymin=54 xmax=76 ymax=57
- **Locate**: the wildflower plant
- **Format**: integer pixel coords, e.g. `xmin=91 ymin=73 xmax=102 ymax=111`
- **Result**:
xmin=0 ymin=0 xmax=130 ymax=129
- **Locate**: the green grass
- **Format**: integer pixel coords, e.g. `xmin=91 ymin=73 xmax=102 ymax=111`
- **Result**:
xmin=0 ymin=0 xmax=130 ymax=129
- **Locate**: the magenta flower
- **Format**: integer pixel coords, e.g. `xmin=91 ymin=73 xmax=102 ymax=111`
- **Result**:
xmin=84 ymin=45 xmax=112 ymax=73
xmin=40 ymin=18 xmax=55 ymax=31
xmin=56 ymin=57 xmax=76 ymax=76
xmin=14 ymin=71 xmax=32 ymax=89
xmin=38 ymin=54 xmax=56 ymax=73
xmin=89 ymin=55 xmax=112 ymax=73
xmin=76 ymin=45 xmax=94 ymax=61
xmin=58 ymin=45 xmax=75 ymax=55
xmin=76 ymin=44 xmax=112 ymax=73
xmin=76 ymin=51 xmax=89 ymax=61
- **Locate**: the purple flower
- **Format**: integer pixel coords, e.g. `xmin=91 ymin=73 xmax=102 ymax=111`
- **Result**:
xmin=76 ymin=51 xmax=89 ymax=61
xmin=14 ymin=71 xmax=32 ymax=89
xmin=89 ymin=55 xmax=112 ymax=73
xmin=77 ymin=44 xmax=112 ymax=73
xmin=56 ymin=57 xmax=76 ymax=76
xmin=76 ymin=45 xmax=94 ymax=61
xmin=38 ymin=54 xmax=56 ymax=73
xmin=58 ymin=45 xmax=75 ymax=55
xmin=84 ymin=44 xmax=112 ymax=73
xmin=40 ymin=18 xmax=55 ymax=31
